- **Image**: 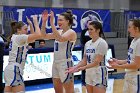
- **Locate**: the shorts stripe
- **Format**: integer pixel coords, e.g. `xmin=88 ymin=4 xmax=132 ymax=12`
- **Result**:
xmin=137 ymin=75 xmax=140 ymax=93
xmin=19 ymin=68 xmax=23 ymax=82
xmin=101 ymin=67 xmax=104 ymax=85
xmin=63 ymin=61 xmax=73 ymax=83
xmin=63 ymin=62 xmax=69 ymax=83
xmin=20 ymin=46 xmax=24 ymax=64
xmin=10 ymin=66 xmax=16 ymax=86
xmin=101 ymin=67 xmax=107 ymax=87
xmin=105 ymin=68 xmax=107 ymax=86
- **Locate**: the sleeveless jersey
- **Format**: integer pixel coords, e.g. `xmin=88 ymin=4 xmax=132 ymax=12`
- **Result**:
xmin=53 ymin=29 xmax=76 ymax=63
xmin=8 ymin=34 xmax=28 ymax=69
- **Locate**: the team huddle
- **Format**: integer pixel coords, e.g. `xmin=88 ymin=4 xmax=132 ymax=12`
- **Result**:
xmin=3 ymin=9 xmax=140 ymax=93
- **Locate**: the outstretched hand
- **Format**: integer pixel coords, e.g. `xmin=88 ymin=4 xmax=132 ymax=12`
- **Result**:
xmin=65 ymin=66 xmax=79 ymax=74
xmin=26 ymin=16 xmax=32 ymax=24
xmin=50 ymin=10 xmax=55 ymax=25
xmin=42 ymin=10 xmax=49 ymax=22
xmin=107 ymin=58 xmax=120 ymax=69
xmin=32 ymin=15 xmax=38 ymax=24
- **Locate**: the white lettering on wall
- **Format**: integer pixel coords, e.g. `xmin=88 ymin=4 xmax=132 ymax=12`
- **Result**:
xmin=72 ymin=14 xmax=78 ymax=28
xmin=17 ymin=9 xmax=25 ymax=21
xmin=16 ymin=9 xmax=78 ymax=30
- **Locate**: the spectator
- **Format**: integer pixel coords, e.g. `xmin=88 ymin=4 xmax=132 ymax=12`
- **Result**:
xmin=28 ymin=43 xmax=34 ymax=49
xmin=38 ymin=39 xmax=46 ymax=48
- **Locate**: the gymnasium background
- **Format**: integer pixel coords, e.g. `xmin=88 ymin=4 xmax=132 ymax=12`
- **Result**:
xmin=1 ymin=0 xmax=140 ymax=93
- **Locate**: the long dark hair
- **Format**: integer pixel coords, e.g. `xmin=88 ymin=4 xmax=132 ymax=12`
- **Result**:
xmin=89 ymin=21 xmax=106 ymax=39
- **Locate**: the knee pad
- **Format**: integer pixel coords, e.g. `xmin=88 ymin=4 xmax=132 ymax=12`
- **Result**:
xmin=16 ymin=91 xmax=25 ymax=93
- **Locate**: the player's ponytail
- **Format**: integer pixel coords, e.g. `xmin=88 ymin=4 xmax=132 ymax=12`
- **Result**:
xmin=66 ymin=10 xmax=73 ymax=18
xmin=99 ymin=25 xmax=106 ymax=40
xmin=7 ymin=21 xmax=26 ymax=46
xmin=7 ymin=20 xmax=18 ymax=43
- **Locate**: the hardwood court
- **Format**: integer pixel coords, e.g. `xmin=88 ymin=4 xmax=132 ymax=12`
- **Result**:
xmin=113 ymin=69 xmax=125 ymax=93
xmin=113 ymin=79 xmax=124 ymax=93
xmin=82 ymin=79 xmax=124 ymax=93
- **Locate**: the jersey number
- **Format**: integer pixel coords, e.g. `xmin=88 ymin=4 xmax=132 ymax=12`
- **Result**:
xmin=87 ymin=55 xmax=91 ymax=63
xmin=55 ymin=42 xmax=58 ymax=51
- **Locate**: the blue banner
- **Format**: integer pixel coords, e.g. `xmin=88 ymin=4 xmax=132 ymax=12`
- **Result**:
xmin=124 ymin=10 xmax=140 ymax=19
xmin=3 ymin=6 xmax=111 ymax=32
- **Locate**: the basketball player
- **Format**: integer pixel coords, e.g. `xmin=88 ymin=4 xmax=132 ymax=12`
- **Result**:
xmin=4 ymin=15 xmax=43 ymax=93
xmin=41 ymin=10 xmax=77 ymax=93
xmin=108 ymin=19 xmax=140 ymax=93
xmin=80 ymin=21 xmax=92 ymax=88
xmin=80 ymin=18 xmax=101 ymax=90
xmin=66 ymin=21 xmax=108 ymax=93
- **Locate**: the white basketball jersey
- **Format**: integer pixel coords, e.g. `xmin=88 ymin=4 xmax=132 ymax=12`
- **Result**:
xmin=8 ymin=34 xmax=28 ymax=69
xmin=54 ymin=29 xmax=76 ymax=62
xmin=127 ymin=38 xmax=140 ymax=71
xmin=84 ymin=37 xmax=108 ymax=66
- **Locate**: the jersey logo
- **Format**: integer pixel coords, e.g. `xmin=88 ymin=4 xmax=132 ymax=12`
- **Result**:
xmin=86 ymin=49 xmax=95 ymax=53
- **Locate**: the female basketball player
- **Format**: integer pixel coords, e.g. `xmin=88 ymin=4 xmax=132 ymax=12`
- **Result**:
xmin=66 ymin=21 xmax=108 ymax=93
xmin=4 ymin=15 xmax=43 ymax=93
xmin=108 ymin=19 xmax=140 ymax=93
xmin=41 ymin=10 xmax=77 ymax=93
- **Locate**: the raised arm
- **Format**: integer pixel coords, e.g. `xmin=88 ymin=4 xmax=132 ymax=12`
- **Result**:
xmin=41 ymin=10 xmax=55 ymax=40
xmin=26 ymin=16 xmax=34 ymax=34
xmin=27 ymin=15 xmax=42 ymax=43
xmin=41 ymin=10 xmax=48 ymax=35
xmin=49 ymin=11 xmax=60 ymax=38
